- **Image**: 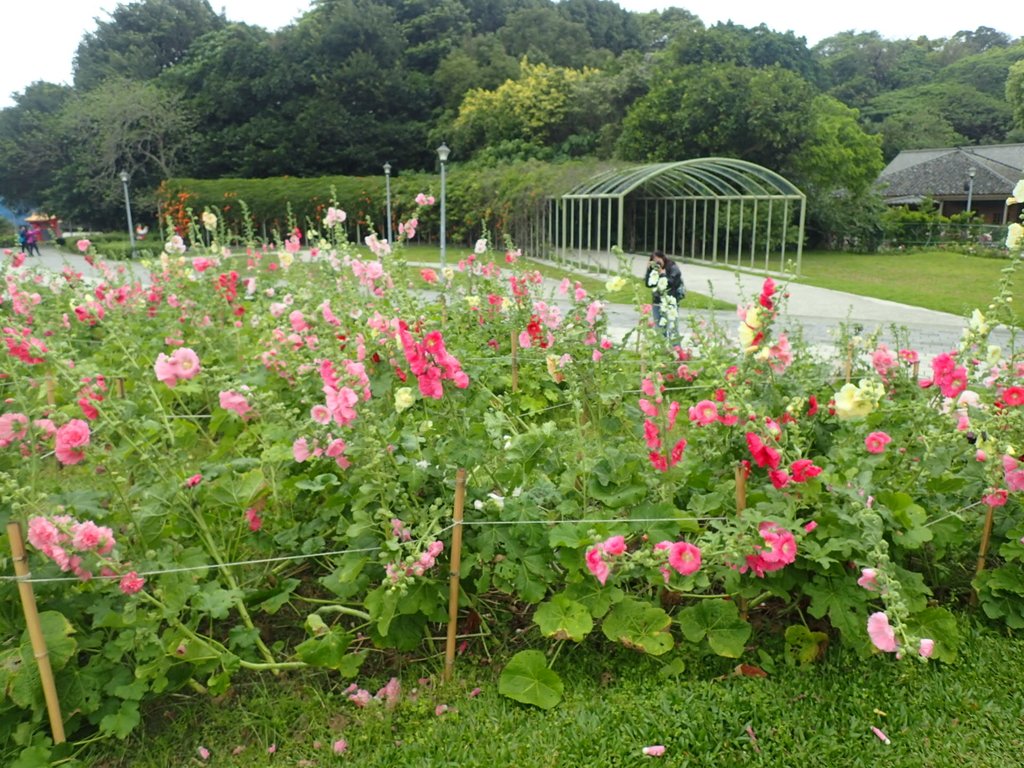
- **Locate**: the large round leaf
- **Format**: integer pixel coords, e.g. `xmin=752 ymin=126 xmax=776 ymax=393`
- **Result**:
xmin=601 ymin=597 xmax=674 ymax=655
xmin=678 ymin=599 xmax=751 ymax=658
xmin=498 ymin=650 xmax=564 ymax=709
xmin=534 ymin=594 xmax=593 ymax=642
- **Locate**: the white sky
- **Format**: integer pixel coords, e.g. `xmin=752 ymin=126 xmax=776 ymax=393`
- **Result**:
xmin=2 ymin=0 xmax=1014 ymax=109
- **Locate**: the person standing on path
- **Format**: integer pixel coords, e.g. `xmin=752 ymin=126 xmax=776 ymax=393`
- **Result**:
xmin=644 ymin=250 xmax=685 ymax=339
xmin=25 ymin=226 xmax=42 ymax=257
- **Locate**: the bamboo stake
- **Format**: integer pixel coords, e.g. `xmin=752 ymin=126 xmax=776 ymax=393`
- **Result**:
xmin=975 ymin=505 xmax=996 ymax=579
xmin=510 ymin=330 xmax=519 ymax=393
xmin=443 ymin=469 xmax=467 ymax=683
xmin=116 ymin=376 xmax=126 ymax=399
xmin=7 ymin=522 xmax=66 ymax=744
xmin=735 ymin=464 xmax=747 ymax=513
xmin=46 ymin=377 xmax=56 ymax=406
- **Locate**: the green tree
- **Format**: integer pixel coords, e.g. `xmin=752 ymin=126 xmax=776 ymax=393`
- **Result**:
xmin=1008 ymin=59 xmax=1024 ymax=131
xmin=73 ymin=0 xmax=224 ymax=90
xmin=0 ymin=83 xmax=72 ymax=211
xmin=616 ymin=63 xmax=817 ymax=169
xmin=434 ymin=34 xmax=520 ymax=110
xmin=669 ymin=22 xmax=823 ymax=86
xmin=814 ymin=31 xmax=939 ymax=108
xmin=498 ymin=7 xmax=603 ymax=68
xmin=452 ymin=60 xmax=606 ymax=158
xmin=557 ymin=0 xmax=643 ymax=55
xmin=50 ymin=78 xmax=195 ymax=226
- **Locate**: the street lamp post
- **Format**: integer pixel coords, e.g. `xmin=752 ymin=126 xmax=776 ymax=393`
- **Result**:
xmin=966 ymin=166 xmax=976 ymax=217
xmin=437 ymin=143 xmax=450 ymax=268
xmin=383 ymin=162 xmax=393 ymax=245
xmin=119 ymin=171 xmax=137 ymax=259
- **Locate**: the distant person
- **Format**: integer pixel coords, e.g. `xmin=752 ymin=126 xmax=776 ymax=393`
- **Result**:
xmin=25 ymin=226 xmax=42 ymax=257
xmin=645 ymin=250 xmax=685 ymax=339
xmin=135 ymin=224 xmax=149 ymax=240
xmin=18 ymin=226 xmax=29 ymax=253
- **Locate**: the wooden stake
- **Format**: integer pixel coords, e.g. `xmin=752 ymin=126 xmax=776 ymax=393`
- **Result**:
xmin=975 ymin=505 xmax=996 ymax=579
xmin=510 ymin=330 xmax=519 ymax=393
xmin=116 ymin=376 xmax=126 ymax=399
xmin=46 ymin=377 xmax=56 ymax=406
xmin=444 ymin=469 xmax=467 ymax=683
xmin=735 ymin=464 xmax=747 ymax=513
xmin=7 ymin=522 xmax=66 ymax=744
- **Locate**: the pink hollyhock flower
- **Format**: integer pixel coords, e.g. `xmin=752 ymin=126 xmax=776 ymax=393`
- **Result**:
xmin=197 ymin=746 xmax=210 ymax=760
xmin=219 ymin=390 xmax=252 ymax=418
xmin=871 ymin=726 xmax=891 ymax=745
xmin=1002 ymin=454 xmax=1024 ymax=491
xmin=172 ymin=347 xmax=200 ymax=381
xmin=310 ymin=404 xmax=331 ymax=424
xmin=918 ymin=638 xmax=935 ymax=658
xmin=585 ymin=546 xmax=610 ymax=585
xmin=789 ymin=459 xmax=822 ymax=483
xmin=185 ymin=473 xmax=203 ymax=488
xmin=153 ymin=352 xmax=178 ymax=386
xmin=293 ymin=438 xmax=312 ymax=462
xmin=71 ymin=520 xmax=115 ymax=553
xmin=768 ymin=469 xmax=790 ymax=489
xmin=982 ymin=488 xmax=1008 ymax=507
xmin=666 ymin=541 xmax=701 ymax=576
xmin=669 ymin=438 xmax=686 ymax=467
xmin=245 ymin=508 xmax=263 ymax=532
xmin=1002 ymin=386 xmax=1024 ymax=406
xmin=857 ymin=567 xmax=879 ymax=591
xmin=332 ymin=739 xmax=348 ymax=755
xmin=119 ymin=571 xmax=146 ymax=595
xmin=54 ymin=419 xmax=91 ymax=465
xmin=643 ymin=419 xmax=661 ymax=450
xmin=745 ymin=432 xmax=780 ymax=469
xmin=76 ymin=239 xmax=91 ymax=252
xmin=638 ymin=399 xmax=659 ymax=417
xmin=642 ymin=745 xmax=666 ymax=756
xmin=688 ymin=400 xmax=719 ymax=425
xmin=603 ymin=535 xmax=627 ymax=556
xmin=864 ymin=431 xmax=892 ymax=454
xmin=420 ymin=268 xmax=438 ymax=284
xmin=804 ymin=521 xmax=818 ymax=532
xmin=0 ymin=412 xmax=29 ymax=447
xmin=435 ymin=703 xmax=450 ymax=716
xmin=867 ymin=611 xmax=898 ymax=653
xmin=376 ymin=677 xmax=401 ymax=707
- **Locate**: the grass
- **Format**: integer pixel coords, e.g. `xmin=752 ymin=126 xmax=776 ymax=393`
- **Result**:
xmin=86 ymin=618 xmax=1023 ymax=767
xmin=791 ymin=250 xmax=1023 ymax=319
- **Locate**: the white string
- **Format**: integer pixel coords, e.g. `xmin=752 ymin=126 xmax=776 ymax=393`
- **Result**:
xmin=1 ymin=516 xmax=717 ymax=584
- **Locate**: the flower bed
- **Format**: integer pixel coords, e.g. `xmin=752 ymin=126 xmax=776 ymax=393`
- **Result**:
xmin=1 ymin=195 xmax=1023 ymax=761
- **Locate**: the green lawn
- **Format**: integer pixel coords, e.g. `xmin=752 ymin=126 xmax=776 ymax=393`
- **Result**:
xmin=792 ymin=250 xmax=1022 ymax=318
xmin=86 ymin=619 xmax=1023 ymax=767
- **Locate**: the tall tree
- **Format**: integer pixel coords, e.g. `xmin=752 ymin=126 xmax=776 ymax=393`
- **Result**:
xmin=616 ymin=63 xmax=817 ymax=170
xmin=50 ymin=78 xmax=195 ymax=225
xmin=73 ymin=0 xmax=224 ymax=90
xmin=0 ymin=83 xmax=72 ymax=211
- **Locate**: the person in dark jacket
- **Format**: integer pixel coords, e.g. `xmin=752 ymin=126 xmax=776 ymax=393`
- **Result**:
xmin=644 ymin=250 xmax=685 ymax=338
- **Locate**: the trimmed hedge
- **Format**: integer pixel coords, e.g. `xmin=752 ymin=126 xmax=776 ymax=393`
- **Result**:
xmin=157 ymin=159 xmax=619 ymax=249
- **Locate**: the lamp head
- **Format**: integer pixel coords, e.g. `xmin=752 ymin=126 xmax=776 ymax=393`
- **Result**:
xmin=383 ymin=162 xmax=392 ymax=175
xmin=968 ymin=166 xmax=976 ymax=179
xmin=119 ymin=170 xmax=128 ymax=183
xmin=437 ymin=143 xmax=450 ymax=163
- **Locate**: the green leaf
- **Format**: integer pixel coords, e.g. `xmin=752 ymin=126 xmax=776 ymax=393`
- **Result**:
xmin=192 ymin=586 xmax=243 ymax=619
xmin=295 ymin=627 xmax=366 ymax=675
xmin=602 ymin=597 xmax=674 ymax=655
xmin=498 ymin=650 xmax=564 ymax=709
xmin=12 ymin=746 xmax=53 ymax=768
xmin=678 ymin=599 xmax=751 ymax=658
xmin=784 ymin=624 xmax=828 ymax=665
xmin=906 ymin=607 xmax=960 ymax=663
xmin=99 ymin=699 xmax=141 ymax=739
xmin=30 ymin=611 xmax=77 ymax=671
xmin=534 ymin=594 xmax=593 ymax=642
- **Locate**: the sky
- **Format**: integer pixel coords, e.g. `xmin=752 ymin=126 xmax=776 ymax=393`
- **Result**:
xmin=2 ymin=0 xmax=1015 ymax=109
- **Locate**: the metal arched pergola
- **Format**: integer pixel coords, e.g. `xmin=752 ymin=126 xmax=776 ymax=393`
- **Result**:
xmin=546 ymin=158 xmax=806 ymax=274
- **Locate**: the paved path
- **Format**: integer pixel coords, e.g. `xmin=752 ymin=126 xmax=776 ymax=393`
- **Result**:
xmin=24 ymin=244 xmax=1011 ymax=357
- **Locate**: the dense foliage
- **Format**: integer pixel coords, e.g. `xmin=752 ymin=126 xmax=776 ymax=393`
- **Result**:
xmin=1 ymin=193 xmax=1023 ymax=765
xmin=1 ymin=0 xmax=1022 ymax=241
